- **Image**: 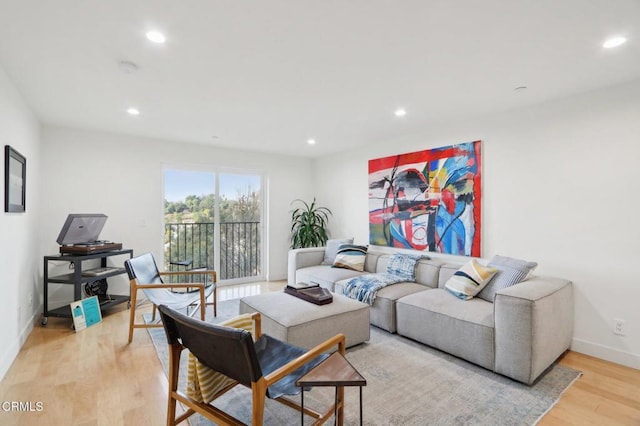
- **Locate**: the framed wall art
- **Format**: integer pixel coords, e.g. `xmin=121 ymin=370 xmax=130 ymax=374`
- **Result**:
xmin=4 ymin=145 xmax=26 ymax=213
xmin=368 ymin=140 xmax=481 ymax=257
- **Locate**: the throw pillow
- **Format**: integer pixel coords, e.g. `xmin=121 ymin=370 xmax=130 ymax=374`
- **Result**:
xmin=187 ymin=313 xmax=254 ymax=403
xmin=477 ymin=255 xmax=538 ymax=302
xmin=322 ymin=238 xmax=354 ymax=265
xmin=386 ymin=253 xmax=428 ymax=282
xmin=332 ymin=244 xmax=368 ymax=272
xmin=444 ymin=260 xmax=497 ymax=301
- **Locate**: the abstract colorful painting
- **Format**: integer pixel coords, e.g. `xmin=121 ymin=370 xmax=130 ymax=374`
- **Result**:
xmin=368 ymin=141 xmax=481 ymax=256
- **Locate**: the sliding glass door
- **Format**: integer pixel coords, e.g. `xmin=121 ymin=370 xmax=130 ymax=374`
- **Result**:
xmin=163 ymin=169 xmax=263 ymax=284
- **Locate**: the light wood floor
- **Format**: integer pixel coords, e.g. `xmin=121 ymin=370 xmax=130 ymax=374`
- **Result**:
xmin=1 ymin=281 xmax=638 ymax=425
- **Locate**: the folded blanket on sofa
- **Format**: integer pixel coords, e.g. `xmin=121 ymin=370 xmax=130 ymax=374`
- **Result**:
xmin=342 ymin=273 xmax=406 ymax=305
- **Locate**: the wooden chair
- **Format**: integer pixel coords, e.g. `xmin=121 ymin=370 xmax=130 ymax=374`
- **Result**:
xmin=158 ymin=304 xmax=346 ymax=426
xmin=124 ymin=252 xmax=216 ymax=343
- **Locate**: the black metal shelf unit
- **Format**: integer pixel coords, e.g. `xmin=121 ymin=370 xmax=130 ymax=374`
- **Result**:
xmin=41 ymin=249 xmax=134 ymax=325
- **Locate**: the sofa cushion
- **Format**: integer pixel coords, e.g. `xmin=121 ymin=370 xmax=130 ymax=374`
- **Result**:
xmin=296 ymin=265 xmax=365 ymax=291
xmin=363 ymin=252 xmax=380 ymax=273
xmin=437 ymin=263 xmax=461 ymax=288
xmin=322 ymin=238 xmax=354 ymax=265
xmin=444 ymin=260 xmax=497 ymax=300
xmin=477 ymin=255 xmax=538 ymax=302
xmin=363 ymin=282 xmax=430 ymax=333
xmin=335 ymin=280 xmax=428 ymax=332
xmin=332 ymin=244 xmax=367 ymax=272
xmin=396 ymin=289 xmax=495 ymax=369
xmin=415 ymin=258 xmax=444 ymax=288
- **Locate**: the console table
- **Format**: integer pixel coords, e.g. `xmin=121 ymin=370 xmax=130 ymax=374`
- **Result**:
xmin=296 ymin=351 xmax=366 ymax=425
xmin=41 ymin=249 xmax=133 ymax=325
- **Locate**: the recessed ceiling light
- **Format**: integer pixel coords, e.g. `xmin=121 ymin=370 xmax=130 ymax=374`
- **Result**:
xmin=146 ymin=31 xmax=166 ymax=44
xmin=307 ymin=139 xmax=316 ymax=145
xmin=395 ymin=109 xmax=407 ymax=117
xmin=127 ymin=108 xmax=140 ymax=116
xmin=603 ymin=36 xmax=627 ymax=49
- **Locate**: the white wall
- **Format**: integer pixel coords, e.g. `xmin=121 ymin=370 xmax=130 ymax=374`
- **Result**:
xmin=40 ymin=127 xmax=315 ymax=299
xmin=313 ymin=79 xmax=640 ymax=369
xmin=0 ymin=64 xmax=41 ymax=379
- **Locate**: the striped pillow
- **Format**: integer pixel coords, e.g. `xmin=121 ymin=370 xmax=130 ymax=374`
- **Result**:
xmin=445 ymin=260 xmax=497 ymax=301
xmin=186 ymin=313 xmax=255 ymax=403
xmin=477 ymin=255 xmax=538 ymax=302
xmin=332 ymin=244 xmax=368 ymax=272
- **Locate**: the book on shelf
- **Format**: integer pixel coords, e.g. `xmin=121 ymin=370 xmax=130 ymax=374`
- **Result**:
xmin=284 ymin=285 xmax=333 ymax=305
xmin=287 ymin=281 xmax=320 ymax=290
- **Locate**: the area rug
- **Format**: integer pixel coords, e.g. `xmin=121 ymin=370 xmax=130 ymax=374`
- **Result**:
xmin=146 ymin=300 xmax=581 ymax=425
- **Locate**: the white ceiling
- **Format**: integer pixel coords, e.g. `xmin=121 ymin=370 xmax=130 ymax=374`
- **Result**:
xmin=0 ymin=0 xmax=638 ymax=158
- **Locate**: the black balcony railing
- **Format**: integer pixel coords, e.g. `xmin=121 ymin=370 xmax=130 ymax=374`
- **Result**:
xmin=164 ymin=221 xmax=260 ymax=280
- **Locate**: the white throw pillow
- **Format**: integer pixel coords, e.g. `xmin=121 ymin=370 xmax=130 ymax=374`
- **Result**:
xmin=444 ymin=260 xmax=497 ymax=301
xmin=322 ymin=238 xmax=354 ymax=265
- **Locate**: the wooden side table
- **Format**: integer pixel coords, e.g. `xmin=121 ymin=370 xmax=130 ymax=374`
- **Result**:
xmin=296 ymin=352 xmax=366 ymax=425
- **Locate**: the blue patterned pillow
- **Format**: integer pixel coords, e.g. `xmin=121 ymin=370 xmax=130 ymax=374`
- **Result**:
xmin=386 ymin=254 xmax=427 ymax=282
xmin=332 ymin=244 xmax=368 ymax=272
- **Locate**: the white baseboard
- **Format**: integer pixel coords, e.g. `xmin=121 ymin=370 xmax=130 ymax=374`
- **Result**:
xmin=0 ymin=309 xmax=38 ymax=381
xmin=0 ymin=340 xmax=20 ymax=382
xmin=571 ymin=338 xmax=640 ymax=370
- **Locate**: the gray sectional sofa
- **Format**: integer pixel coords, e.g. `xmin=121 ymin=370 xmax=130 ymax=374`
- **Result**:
xmin=287 ymin=247 xmax=574 ymax=385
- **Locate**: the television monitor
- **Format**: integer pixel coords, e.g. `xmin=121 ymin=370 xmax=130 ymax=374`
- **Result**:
xmin=56 ymin=214 xmax=108 ymax=245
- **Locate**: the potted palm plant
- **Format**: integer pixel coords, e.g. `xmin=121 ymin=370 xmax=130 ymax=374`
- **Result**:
xmin=289 ymin=198 xmax=332 ymax=248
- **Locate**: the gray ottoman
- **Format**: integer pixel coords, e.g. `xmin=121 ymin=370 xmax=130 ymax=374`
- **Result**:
xmin=239 ymin=291 xmax=370 ymax=349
